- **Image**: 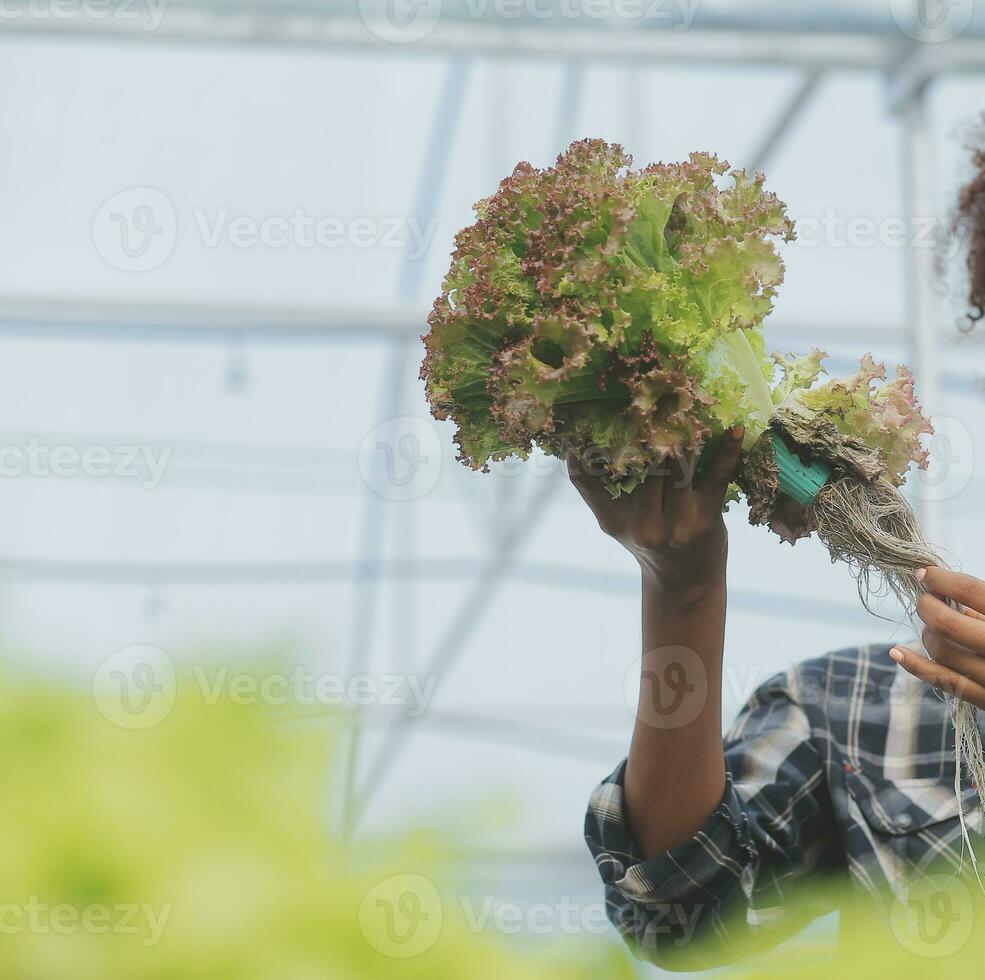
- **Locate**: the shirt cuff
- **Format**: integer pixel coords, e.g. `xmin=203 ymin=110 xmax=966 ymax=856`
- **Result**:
xmin=585 ymin=759 xmax=759 ymax=906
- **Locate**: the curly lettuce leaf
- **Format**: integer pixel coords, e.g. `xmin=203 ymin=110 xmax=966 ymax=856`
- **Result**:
xmin=422 ymin=139 xmax=794 ymax=494
xmin=771 ymin=348 xmax=828 ymax=407
xmin=794 ymin=355 xmax=933 ymax=485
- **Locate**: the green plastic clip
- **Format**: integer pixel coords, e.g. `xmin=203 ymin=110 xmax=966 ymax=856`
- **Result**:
xmin=771 ymin=434 xmax=831 ymax=507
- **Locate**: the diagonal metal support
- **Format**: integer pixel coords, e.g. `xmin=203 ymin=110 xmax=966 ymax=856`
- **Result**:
xmin=348 ymin=473 xmax=563 ymax=830
xmin=748 ymin=70 xmax=823 ymax=173
xmin=885 ymin=41 xmax=935 ymax=115
xmin=397 ymin=56 xmax=472 ymax=302
xmin=341 ymin=56 xmax=472 ymax=840
xmin=338 ymin=337 xmax=412 ymax=842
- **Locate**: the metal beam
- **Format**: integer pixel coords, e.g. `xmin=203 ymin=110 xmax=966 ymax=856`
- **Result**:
xmin=338 ymin=336 xmax=413 ymax=841
xmin=4 ymin=5 xmax=985 ymax=78
xmin=5 ymin=12 xmax=985 ymax=72
xmin=0 ymin=295 xmax=914 ymax=345
xmin=341 ymin=55 xmax=472 ymax=836
xmin=901 ymin=83 xmax=943 ymax=544
xmin=0 ymin=554 xmax=887 ymax=625
xmin=748 ymin=71 xmax=823 ymax=173
xmin=0 ymin=296 xmax=422 ymax=343
xmin=397 ymin=57 xmax=471 ymax=301
xmin=348 ymin=474 xmax=563 ymax=828
xmin=885 ymin=41 xmax=934 ymax=115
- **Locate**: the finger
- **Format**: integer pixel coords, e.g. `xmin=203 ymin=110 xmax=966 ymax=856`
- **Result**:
xmin=668 ymin=450 xmax=698 ymax=492
xmin=922 ymin=586 xmax=985 ymax=622
xmin=889 ymin=645 xmax=985 ymax=710
xmin=699 ymin=428 xmax=744 ymax=494
xmin=566 ymin=451 xmax=616 ymax=515
xmin=923 ymin=627 xmax=985 ymax=688
xmin=640 ymin=453 xmax=667 ymax=520
xmin=916 ymin=592 xmax=985 ymax=655
xmin=664 ymin=450 xmax=697 ymax=524
xmin=920 ymin=567 xmax=985 ymax=617
xmin=923 ymin=570 xmax=985 ymax=621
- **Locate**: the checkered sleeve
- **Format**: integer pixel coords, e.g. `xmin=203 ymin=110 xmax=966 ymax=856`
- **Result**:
xmin=585 ymin=670 xmax=840 ymax=969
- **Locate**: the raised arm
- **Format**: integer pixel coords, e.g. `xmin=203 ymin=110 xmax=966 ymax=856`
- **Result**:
xmin=573 ymin=432 xmax=843 ymax=969
xmin=568 ymin=429 xmax=743 ymax=857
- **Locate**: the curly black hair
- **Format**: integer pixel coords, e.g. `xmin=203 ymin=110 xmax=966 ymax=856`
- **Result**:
xmin=954 ymin=141 xmax=985 ymax=329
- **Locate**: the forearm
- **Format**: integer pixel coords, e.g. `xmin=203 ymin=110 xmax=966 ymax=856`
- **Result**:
xmin=567 ymin=431 xmax=741 ymax=860
xmin=624 ymin=561 xmax=728 ymax=858
xmin=588 ymin=643 xmax=836 ymax=969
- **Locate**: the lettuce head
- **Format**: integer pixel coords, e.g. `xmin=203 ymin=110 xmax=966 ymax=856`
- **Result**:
xmin=421 ymin=140 xmax=931 ymax=508
xmin=422 ymin=139 xmax=793 ymax=495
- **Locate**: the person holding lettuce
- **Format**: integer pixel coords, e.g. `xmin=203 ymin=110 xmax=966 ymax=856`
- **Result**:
xmin=422 ymin=136 xmax=985 ymax=966
xmin=576 ymin=162 xmax=985 ymax=968
xmin=575 ymin=435 xmax=985 ymax=967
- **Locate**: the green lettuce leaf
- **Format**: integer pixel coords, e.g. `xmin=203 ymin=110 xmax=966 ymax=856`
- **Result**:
xmin=422 ymin=140 xmax=794 ymax=495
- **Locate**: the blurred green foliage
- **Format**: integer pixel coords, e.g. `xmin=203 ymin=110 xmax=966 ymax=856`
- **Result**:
xmin=0 ymin=669 xmax=634 ymax=979
xmin=6 ymin=665 xmax=985 ymax=978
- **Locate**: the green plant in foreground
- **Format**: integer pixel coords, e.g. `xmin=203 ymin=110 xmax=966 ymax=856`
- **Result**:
xmin=0 ymin=669 xmax=633 ymax=980
xmin=4 ymin=666 xmax=985 ymax=977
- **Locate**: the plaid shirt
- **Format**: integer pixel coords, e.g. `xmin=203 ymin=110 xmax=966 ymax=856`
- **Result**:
xmin=585 ymin=644 xmax=985 ymax=968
